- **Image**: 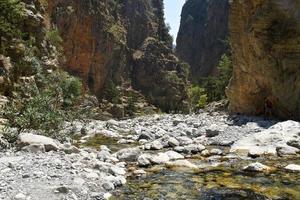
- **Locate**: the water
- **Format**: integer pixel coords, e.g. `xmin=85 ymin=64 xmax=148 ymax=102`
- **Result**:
xmin=112 ymin=159 xmax=300 ymax=200
xmin=75 ymin=135 xmax=300 ymax=200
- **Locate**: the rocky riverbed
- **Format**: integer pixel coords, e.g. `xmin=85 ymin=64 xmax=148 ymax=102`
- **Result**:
xmin=0 ymin=112 xmax=300 ymax=200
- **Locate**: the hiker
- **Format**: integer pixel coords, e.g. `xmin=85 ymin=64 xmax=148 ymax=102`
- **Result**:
xmin=264 ymin=97 xmax=273 ymax=117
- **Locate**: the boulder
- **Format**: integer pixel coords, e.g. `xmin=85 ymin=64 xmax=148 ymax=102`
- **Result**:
xmin=243 ymin=162 xmax=270 ymax=172
xmin=284 ymin=164 xmax=300 ymax=172
xmin=150 ymin=153 xmax=170 ymax=164
xmin=206 ymin=125 xmax=221 ymax=137
xmin=276 ymin=146 xmax=299 ymax=157
xmin=166 ymin=160 xmax=198 ymax=169
xmin=116 ymin=147 xmax=140 ymax=162
xmin=167 ymin=137 xmax=180 ymax=147
xmin=137 ymin=154 xmax=152 ymax=167
xmin=164 ymin=151 xmax=184 ymax=160
xmin=18 ymin=133 xmax=62 ymax=152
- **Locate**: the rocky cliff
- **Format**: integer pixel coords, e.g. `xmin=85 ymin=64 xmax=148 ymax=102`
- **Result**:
xmin=176 ymin=0 xmax=229 ymax=80
xmin=226 ymin=0 xmax=300 ymax=120
xmin=48 ymin=0 xmax=188 ymax=112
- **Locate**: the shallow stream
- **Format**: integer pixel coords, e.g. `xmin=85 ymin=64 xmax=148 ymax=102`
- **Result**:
xmin=77 ymin=135 xmax=300 ymax=200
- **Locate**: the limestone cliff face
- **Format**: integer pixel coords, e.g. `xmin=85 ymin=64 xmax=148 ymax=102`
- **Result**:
xmin=49 ymin=0 xmax=127 ymax=98
xmin=49 ymin=0 xmax=189 ymax=112
xmin=176 ymin=0 xmax=229 ymax=80
xmin=227 ymin=0 xmax=300 ymax=120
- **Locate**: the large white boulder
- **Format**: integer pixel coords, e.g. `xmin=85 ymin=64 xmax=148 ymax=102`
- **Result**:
xmin=231 ymin=120 xmax=300 ymax=156
xmin=18 ymin=133 xmax=62 ymax=152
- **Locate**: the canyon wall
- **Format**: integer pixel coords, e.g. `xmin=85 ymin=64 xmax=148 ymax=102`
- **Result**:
xmin=226 ymin=0 xmax=300 ymax=120
xmin=49 ymin=0 xmax=189 ymax=112
xmin=176 ymin=0 xmax=229 ymax=80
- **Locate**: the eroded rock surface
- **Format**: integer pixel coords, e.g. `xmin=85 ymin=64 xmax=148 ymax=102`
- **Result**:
xmin=176 ymin=0 xmax=229 ymax=79
xmin=227 ymin=0 xmax=300 ymax=120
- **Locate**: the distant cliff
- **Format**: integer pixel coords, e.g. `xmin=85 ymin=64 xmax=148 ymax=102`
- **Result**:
xmin=49 ymin=0 xmax=189 ymax=112
xmin=226 ymin=0 xmax=300 ymax=120
xmin=176 ymin=0 xmax=229 ymax=80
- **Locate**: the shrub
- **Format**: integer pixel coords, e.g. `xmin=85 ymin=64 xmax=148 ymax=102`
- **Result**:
xmin=126 ymin=96 xmax=137 ymax=116
xmin=103 ymin=80 xmax=120 ymax=103
xmin=0 ymin=0 xmax=24 ymax=39
xmin=46 ymin=28 xmax=63 ymax=51
xmin=3 ymin=67 xmax=83 ymax=141
xmin=4 ymin=89 xmax=64 ymax=135
xmin=60 ymin=75 xmax=82 ymax=107
xmin=199 ymin=54 xmax=233 ymax=102
xmin=188 ymin=85 xmax=207 ymax=110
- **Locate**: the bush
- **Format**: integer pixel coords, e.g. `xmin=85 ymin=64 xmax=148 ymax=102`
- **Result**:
xmin=188 ymin=85 xmax=207 ymax=110
xmin=103 ymin=80 xmax=120 ymax=103
xmin=199 ymin=54 xmax=233 ymax=102
xmin=0 ymin=0 xmax=24 ymax=39
xmin=46 ymin=28 xmax=63 ymax=52
xmin=4 ymin=89 xmax=64 ymax=135
xmin=60 ymin=75 xmax=82 ymax=107
xmin=3 ymin=67 xmax=83 ymax=141
xmin=125 ymin=96 xmax=137 ymax=116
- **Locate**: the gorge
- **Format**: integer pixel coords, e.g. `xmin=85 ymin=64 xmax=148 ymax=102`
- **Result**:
xmin=0 ymin=0 xmax=300 ymax=199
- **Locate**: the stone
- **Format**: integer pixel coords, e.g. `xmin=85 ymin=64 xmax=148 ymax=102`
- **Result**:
xmin=116 ymin=147 xmax=140 ymax=162
xmin=176 ymin=136 xmax=193 ymax=145
xmin=133 ymin=169 xmax=147 ymax=175
xmin=138 ymin=133 xmax=154 ymax=141
xmin=100 ymin=145 xmax=111 ymax=152
xmin=137 ymin=154 xmax=152 ymax=167
xmin=284 ymin=164 xmax=300 ymax=172
xmin=166 ymin=160 xmax=198 ymax=169
xmin=243 ymin=162 xmax=270 ymax=172
xmin=18 ymin=133 xmax=62 ymax=152
xmin=150 ymin=153 xmax=170 ymax=164
xmin=63 ymin=144 xmax=80 ymax=154
xmin=56 ymin=186 xmax=69 ymax=194
xmin=276 ymin=146 xmax=299 ymax=157
xmin=209 ymin=149 xmax=223 ymax=156
xmin=287 ymin=140 xmax=300 ymax=149
xmin=21 ymin=144 xmax=45 ymax=153
xmin=174 ymin=146 xmax=185 ymax=153
xmin=167 ymin=137 xmax=180 ymax=147
xmin=102 ymin=181 xmax=115 ymax=191
xmin=200 ymin=149 xmax=210 ymax=157
xmin=211 ymin=140 xmax=234 ymax=147
xmin=231 ymin=121 xmax=300 ymax=156
xmin=14 ymin=193 xmax=27 ymax=200
xmin=248 ymin=148 xmax=266 ymax=158
xmin=206 ymin=125 xmax=221 ymax=137
xmin=97 ymin=150 xmax=111 ymax=161
xmin=182 ymin=144 xmax=205 ymax=154
xmin=150 ymin=140 xmax=164 ymax=150
xmin=110 ymin=166 xmax=126 ymax=176
xmin=164 ymin=151 xmax=184 ymax=160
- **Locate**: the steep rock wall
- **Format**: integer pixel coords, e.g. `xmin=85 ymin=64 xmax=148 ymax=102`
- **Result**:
xmin=48 ymin=0 xmax=189 ymax=112
xmin=49 ymin=0 xmax=127 ymax=98
xmin=176 ymin=0 xmax=229 ymax=80
xmin=227 ymin=0 xmax=300 ymax=120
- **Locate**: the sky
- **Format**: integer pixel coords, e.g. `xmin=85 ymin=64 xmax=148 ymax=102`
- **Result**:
xmin=164 ymin=0 xmax=186 ymax=44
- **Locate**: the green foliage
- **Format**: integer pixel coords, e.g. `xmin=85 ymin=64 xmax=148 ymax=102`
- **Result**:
xmin=3 ymin=67 xmax=83 ymax=140
xmin=188 ymin=85 xmax=207 ymax=110
xmin=125 ymin=96 xmax=137 ymax=116
xmin=200 ymin=54 xmax=233 ymax=102
xmin=60 ymin=75 xmax=82 ymax=107
xmin=165 ymin=71 xmax=182 ymax=83
xmin=46 ymin=28 xmax=63 ymax=52
xmin=103 ymin=80 xmax=120 ymax=103
xmin=0 ymin=0 xmax=24 ymax=39
xmin=4 ymin=89 xmax=64 ymax=134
